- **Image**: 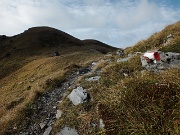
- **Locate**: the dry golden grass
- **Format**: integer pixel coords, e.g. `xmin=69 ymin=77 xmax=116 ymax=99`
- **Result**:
xmin=0 ymin=49 xmax=104 ymax=134
xmin=53 ymin=21 xmax=180 ymax=135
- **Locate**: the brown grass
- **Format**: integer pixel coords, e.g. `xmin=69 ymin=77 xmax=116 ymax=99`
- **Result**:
xmin=0 ymin=26 xmax=118 ymax=134
xmin=52 ymin=21 xmax=180 ymax=135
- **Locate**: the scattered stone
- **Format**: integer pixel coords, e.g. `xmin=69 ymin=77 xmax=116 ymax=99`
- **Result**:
xmin=117 ymin=57 xmax=131 ymax=63
xmin=57 ymin=101 xmax=62 ymax=104
xmin=39 ymin=123 xmax=47 ymax=129
xmin=106 ymin=59 xmax=112 ymax=63
xmin=128 ymin=54 xmax=133 ymax=57
xmin=77 ymin=68 xmax=90 ymax=74
xmin=13 ymin=126 xmax=17 ymax=130
xmin=56 ymin=110 xmax=63 ymax=119
xmin=56 ymin=126 xmax=79 ymax=135
xmin=163 ymin=34 xmax=173 ymax=46
xmin=105 ymin=53 xmax=112 ymax=57
xmin=99 ymin=118 xmax=105 ymax=128
xmin=53 ymin=52 xmax=60 ymax=56
xmin=30 ymin=78 xmax=35 ymax=82
xmin=53 ymin=106 xmax=57 ymax=109
xmin=43 ymin=126 xmax=52 ymax=135
xmin=19 ymin=132 xmax=26 ymax=135
xmin=68 ymin=86 xmax=88 ymax=105
xmin=91 ymin=62 xmax=97 ymax=66
xmin=18 ymin=82 xmax=24 ymax=85
xmin=85 ymin=76 xmax=100 ymax=81
xmin=116 ymin=50 xmax=124 ymax=56
xmin=123 ymin=73 xmax=128 ymax=77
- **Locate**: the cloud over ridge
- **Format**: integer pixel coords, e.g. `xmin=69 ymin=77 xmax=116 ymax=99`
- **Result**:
xmin=0 ymin=0 xmax=180 ymax=48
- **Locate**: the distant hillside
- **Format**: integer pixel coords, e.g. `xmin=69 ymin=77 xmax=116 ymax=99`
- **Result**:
xmin=0 ymin=26 xmax=117 ymax=79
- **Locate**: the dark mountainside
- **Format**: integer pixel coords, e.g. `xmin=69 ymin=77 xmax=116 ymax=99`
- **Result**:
xmin=0 ymin=26 xmax=117 ymax=79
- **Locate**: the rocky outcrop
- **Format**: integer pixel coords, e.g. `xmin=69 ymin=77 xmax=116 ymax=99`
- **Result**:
xmin=141 ymin=51 xmax=180 ymax=70
xmin=56 ymin=126 xmax=79 ymax=135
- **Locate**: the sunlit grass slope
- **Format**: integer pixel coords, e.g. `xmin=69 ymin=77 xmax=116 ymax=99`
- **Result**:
xmin=53 ymin=21 xmax=180 ymax=135
xmin=0 ymin=26 xmax=117 ymax=134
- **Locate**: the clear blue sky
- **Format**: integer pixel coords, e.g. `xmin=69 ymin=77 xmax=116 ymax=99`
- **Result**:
xmin=0 ymin=0 xmax=180 ymax=48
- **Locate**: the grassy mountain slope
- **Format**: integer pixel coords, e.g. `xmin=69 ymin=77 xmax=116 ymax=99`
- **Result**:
xmin=0 ymin=27 xmax=117 ymax=134
xmin=53 ymin=21 xmax=180 ymax=135
xmin=125 ymin=21 xmax=180 ymax=54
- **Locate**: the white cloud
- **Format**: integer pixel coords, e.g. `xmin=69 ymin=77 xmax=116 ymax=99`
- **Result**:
xmin=0 ymin=0 xmax=179 ymax=48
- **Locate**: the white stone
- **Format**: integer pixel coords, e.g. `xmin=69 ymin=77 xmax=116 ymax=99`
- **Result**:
xmin=123 ymin=73 xmax=128 ymax=77
xmin=68 ymin=87 xmax=87 ymax=105
xmin=43 ymin=126 xmax=52 ymax=135
xmin=39 ymin=123 xmax=46 ymax=129
xmin=56 ymin=126 xmax=79 ymax=135
xmin=105 ymin=54 xmax=112 ymax=57
xmin=92 ymin=62 xmax=97 ymax=66
xmin=99 ymin=118 xmax=105 ymax=128
xmin=117 ymin=57 xmax=130 ymax=63
xmin=85 ymin=76 xmax=100 ymax=82
xmin=56 ymin=110 xmax=63 ymax=119
xmin=18 ymin=82 xmax=24 ymax=85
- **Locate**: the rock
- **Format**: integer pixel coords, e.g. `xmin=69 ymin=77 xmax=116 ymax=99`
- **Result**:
xmin=53 ymin=106 xmax=57 ymax=109
xmin=141 ymin=51 xmax=180 ymax=70
xmin=91 ymin=62 xmax=97 ymax=66
xmin=13 ymin=126 xmax=17 ymax=130
xmin=77 ymin=68 xmax=90 ymax=74
xmin=56 ymin=110 xmax=63 ymax=119
xmin=116 ymin=50 xmax=124 ymax=56
xmin=167 ymin=33 xmax=173 ymax=39
xmin=18 ymin=82 xmax=24 ymax=85
xmin=43 ymin=126 xmax=52 ymax=135
xmin=85 ymin=76 xmax=100 ymax=81
xmin=106 ymin=59 xmax=112 ymax=63
xmin=39 ymin=123 xmax=47 ymax=129
xmin=123 ymin=73 xmax=128 ymax=77
xmin=53 ymin=52 xmax=60 ymax=56
xmin=163 ymin=34 xmax=173 ymax=46
xmin=68 ymin=86 xmax=88 ymax=105
xmin=105 ymin=53 xmax=112 ymax=57
xmin=99 ymin=118 xmax=105 ymax=128
xmin=56 ymin=126 xmax=79 ymax=135
xmin=57 ymin=101 xmax=62 ymax=104
xmin=117 ymin=57 xmax=130 ymax=63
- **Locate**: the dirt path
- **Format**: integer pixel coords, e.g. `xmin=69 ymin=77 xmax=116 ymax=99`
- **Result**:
xmin=20 ymin=73 xmax=78 ymax=135
xmin=10 ymin=57 xmax=109 ymax=135
xmin=12 ymin=66 xmax=94 ymax=135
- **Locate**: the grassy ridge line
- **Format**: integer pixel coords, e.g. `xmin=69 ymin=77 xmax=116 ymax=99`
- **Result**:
xmin=125 ymin=21 xmax=180 ymax=54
